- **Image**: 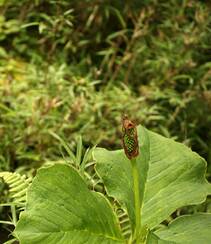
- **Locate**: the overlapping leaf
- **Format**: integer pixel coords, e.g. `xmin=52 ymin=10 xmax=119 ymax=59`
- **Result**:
xmin=155 ymin=213 xmax=211 ymax=244
xmin=14 ymin=164 xmax=124 ymax=244
xmin=94 ymin=125 xmax=211 ymax=231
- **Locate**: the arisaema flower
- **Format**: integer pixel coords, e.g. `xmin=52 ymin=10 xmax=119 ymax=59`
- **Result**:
xmin=122 ymin=115 xmax=139 ymax=159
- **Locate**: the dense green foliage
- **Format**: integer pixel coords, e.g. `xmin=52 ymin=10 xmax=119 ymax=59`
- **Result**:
xmin=14 ymin=126 xmax=211 ymax=243
xmin=0 ymin=0 xmax=211 ymax=242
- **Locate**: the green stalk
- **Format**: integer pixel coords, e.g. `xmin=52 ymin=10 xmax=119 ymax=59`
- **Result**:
xmin=131 ymin=158 xmax=141 ymax=243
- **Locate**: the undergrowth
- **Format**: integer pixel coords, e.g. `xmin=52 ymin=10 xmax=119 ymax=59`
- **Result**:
xmin=0 ymin=0 xmax=211 ymax=242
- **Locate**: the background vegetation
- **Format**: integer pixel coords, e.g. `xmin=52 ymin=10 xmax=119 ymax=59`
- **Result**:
xmin=0 ymin=0 xmax=211 ymax=242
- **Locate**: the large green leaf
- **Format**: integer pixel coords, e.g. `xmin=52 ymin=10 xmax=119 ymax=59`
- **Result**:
xmin=94 ymin=125 xmax=211 ymax=231
xmin=155 ymin=213 xmax=211 ymax=244
xmin=94 ymin=125 xmax=150 ymax=231
xmin=14 ymin=164 xmax=124 ymax=244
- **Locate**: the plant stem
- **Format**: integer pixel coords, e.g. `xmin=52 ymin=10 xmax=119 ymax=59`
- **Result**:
xmin=131 ymin=158 xmax=141 ymax=243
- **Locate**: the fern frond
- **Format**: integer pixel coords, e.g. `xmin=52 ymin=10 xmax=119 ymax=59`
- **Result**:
xmin=0 ymin=171 xmax=31 ymax=208
xmin=116 ymin=207 xmax=132 ymax=239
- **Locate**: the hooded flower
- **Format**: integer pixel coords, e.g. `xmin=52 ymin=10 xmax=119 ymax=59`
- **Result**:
xmin=122 ymin=115 xmax=139 ymax=159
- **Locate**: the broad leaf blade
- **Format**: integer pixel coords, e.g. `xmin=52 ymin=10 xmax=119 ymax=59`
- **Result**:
xmin=155 ymin=213 xmax=211 ymax=244
xmin=94 ymin=125 xmax=211 ymax=231
xmin=94 ymin=126 xmax=150 ymax=231
xmin=143 ymin=129 xmax=209 ymax=228
xmin=14 ymin=164 xmax=124 ymax=244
